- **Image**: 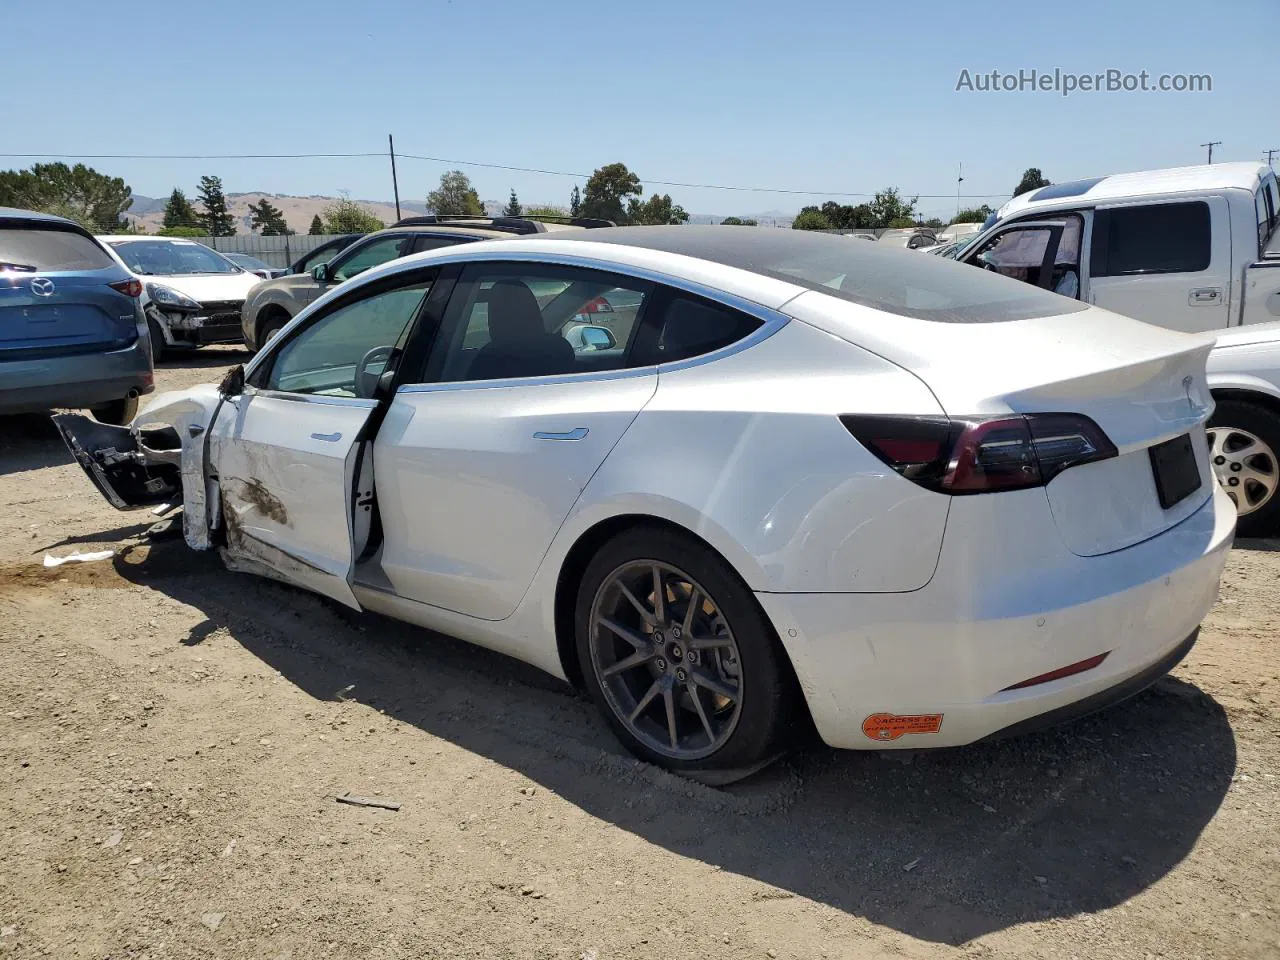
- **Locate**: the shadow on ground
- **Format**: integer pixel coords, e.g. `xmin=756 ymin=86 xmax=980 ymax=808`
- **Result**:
xmin=61 ymin=532 xmax=1237 ymax=947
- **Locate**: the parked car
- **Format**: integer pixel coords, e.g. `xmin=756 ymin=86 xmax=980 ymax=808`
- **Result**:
xmin=956 ymin=161 xmax=1280 ymax=532
xmin=288 ymin=234 xmax=363 ymax=275
xmin=878 ymin=228 xmax=939 ymax=250
xmin=223 ymin=252 xmax=286 ymax=280
xmin=55 ymin=227 xmax=1231 ymax=780
xmin=935 ymin=222 xmax=982 ymax=244
xmin=0 ymin=207 xmax=152 ymax=424
xmin=241 ymin=216 xmax=608 ymax=352
xmin=101 ymin=237 xmax=263 ymax=361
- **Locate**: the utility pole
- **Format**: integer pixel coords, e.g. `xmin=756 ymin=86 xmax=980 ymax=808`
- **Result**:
xmin=388 ymin=134 xmax=402 ymax=222
xmin=1265 ymin=148 xmax=1279 ymax=168
xmin=956 ymin=162 xmax=964 ymax=220
xmin=1201 ymin=140 xmax=1222 ymax=164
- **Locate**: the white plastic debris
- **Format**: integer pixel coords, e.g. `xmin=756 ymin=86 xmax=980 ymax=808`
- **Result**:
xmin=42 ymin=550 xmax=115 ymax=568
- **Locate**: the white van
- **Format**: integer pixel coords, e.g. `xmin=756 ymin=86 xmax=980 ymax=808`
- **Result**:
xmin=958 ymin=162 xmax=1280 ymax=333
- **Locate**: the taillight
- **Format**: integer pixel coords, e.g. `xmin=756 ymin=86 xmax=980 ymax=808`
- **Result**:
xmin=109 ymin=278 xmax=143 ymax=298
xmin=841 ymin=413 xmax=1116 ymax=495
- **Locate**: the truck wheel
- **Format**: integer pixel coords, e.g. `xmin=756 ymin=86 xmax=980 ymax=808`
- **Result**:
xmin=1207 ymin=399 xmax=1280 ymax=537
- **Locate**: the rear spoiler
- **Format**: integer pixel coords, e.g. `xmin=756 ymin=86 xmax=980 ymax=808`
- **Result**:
xmin=392 ymin=214 xmax=615 ymax=234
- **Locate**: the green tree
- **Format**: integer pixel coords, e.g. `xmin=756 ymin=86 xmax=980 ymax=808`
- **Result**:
xmin=953 ymin=204 xmax=994 ymax=224
xmin=720 ymin=216 xmax=758 ymax=225
xmin=922 ymin=217 xmax=946 ymax=229
xmin=320 ymin=197 xmax=384 ymax=234
xmin=1013 ymin=168 xmax=1051 ymax=196
xmin=248 ymin=198 xmax=291 ymax=235
xmin=869 ymin=188 xmax=918 ymax=228
xmin=196 ymin=175 xmax=235 ymax=237
xmin=816 ymin=201 xmax=876 ymax=230
xmin=569 ymin=185 xmax=581 ymax=217
xmin=426 ymin=170 xmax=484 ymax=216
xmin=791 ymin=208 xmax=833 ymax=230
xmin=157 ymin=225 xmax=208 ymax=238
xmin=0 ymin=162 xmax=132 ymax=232
xmin=308 ymin=214 xmax=325 ymax=235
xmin=525 ymin=205 xmax=568 ymax=219
xmin=626 ymin=193 xmax=689 ymax=225
xmin=502 ymin=188 xmax=523 ymax=218
xmin=580 ymin=163 xmax=642 ymax=223
xmin=162 ymin=188 xmax=199 ymax=229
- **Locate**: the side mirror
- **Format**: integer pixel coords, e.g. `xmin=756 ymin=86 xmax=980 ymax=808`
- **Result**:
xmin=218 ymin=363 xmax=245 ymax=398
xmin=580 ymin=325 xmax=616 ymax=350
xmin=311 ymin=263 xmax=330 ymax=283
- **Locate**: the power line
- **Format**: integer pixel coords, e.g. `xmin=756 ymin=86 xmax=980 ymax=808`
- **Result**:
xmin=0 ymin=150 xmax=1009 ymax=199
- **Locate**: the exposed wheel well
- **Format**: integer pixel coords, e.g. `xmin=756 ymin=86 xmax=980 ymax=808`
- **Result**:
xmin=1211 ymin=387 xmax=1280 ymax=419
xmin=551 ymin=515 xmax=809 ymax=738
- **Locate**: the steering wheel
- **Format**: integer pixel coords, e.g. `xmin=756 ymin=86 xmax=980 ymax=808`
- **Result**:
xmin=355 ymin=345 xmax=395 ymax=399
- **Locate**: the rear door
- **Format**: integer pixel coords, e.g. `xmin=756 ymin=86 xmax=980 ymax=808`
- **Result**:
xmin=1086 ymin=197 xmax=1230 ymax=332
xmin=209 ymin=271 xmax=435 ymax=608
xmin=0 ymin=220 xmax=139 ymax=357
xmin=1242 ymin=177 xmax=1280 ymax=326
xmin=373 ymin=260 xmax=659 ymax=621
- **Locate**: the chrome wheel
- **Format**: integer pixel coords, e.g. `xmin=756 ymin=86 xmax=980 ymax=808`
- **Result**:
xmin=588 ymin=560 xmax=743 ymax=761
xmin=1207 ymin=425 xmax=1279 ymax=516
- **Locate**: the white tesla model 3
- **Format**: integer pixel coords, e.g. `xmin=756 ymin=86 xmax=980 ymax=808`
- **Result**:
xmin=54 ymin=227 xmax=1235 ymax=781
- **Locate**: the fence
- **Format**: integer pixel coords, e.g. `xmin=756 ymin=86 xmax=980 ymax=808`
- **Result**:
xmin=190 ymin=234 xmax=346 ymax=271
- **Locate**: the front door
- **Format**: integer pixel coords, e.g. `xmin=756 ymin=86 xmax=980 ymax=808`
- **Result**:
xmin=1086 ymin=197 xmax=1231 ymax=332
xmin=209 ymin=276 xmax=434 ymax=607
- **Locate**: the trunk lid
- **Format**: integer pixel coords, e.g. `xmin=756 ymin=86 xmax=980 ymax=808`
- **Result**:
xmin=0 ymin=269 xmax=139 ymax=356
xmin=785 ymin=293 xmax=1217 ymax=555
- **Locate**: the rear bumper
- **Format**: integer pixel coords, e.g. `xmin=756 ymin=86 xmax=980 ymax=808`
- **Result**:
xmin=0 ymin=339 xmax=154 ymax=415
xmin=757 ymin=483 xmax=1235 ymax=750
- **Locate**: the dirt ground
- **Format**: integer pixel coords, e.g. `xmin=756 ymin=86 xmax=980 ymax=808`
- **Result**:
xmin=1 ymin=347 xmax=1277 ymax=960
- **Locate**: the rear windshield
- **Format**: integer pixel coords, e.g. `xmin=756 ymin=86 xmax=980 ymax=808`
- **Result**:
xmin=0 ymin=226 xmax=115 ymax=272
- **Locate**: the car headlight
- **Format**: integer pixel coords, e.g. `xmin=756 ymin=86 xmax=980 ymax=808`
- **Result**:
xmin=146 ymin=283 xmax=202 ymax=312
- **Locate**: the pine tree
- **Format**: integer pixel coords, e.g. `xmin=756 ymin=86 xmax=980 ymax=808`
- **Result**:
xmin=569 ymin=185 xmax=581 ymax=217
xmin=502 ymin=189 xmax=522 ymax=218
xmin=248 ymin=198 xmax=290 ymax=235
xmin=308 ymin=214 xmax=325 ymax=235
xmin=196 ymin=175 xmax=235 ymax=237
xmin=162 ymin=188 xmax=198 ymax=228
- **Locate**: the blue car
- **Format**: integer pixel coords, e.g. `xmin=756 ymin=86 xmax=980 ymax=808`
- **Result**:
xmin=0 ymin=208 xmax=153 ymax=424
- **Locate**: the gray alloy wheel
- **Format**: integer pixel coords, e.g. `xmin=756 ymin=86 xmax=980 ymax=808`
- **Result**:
xmin=587 ymin=560 xmax=744 ymax=761
xmin=1206 ymin=424 xmax=1279 ymax=517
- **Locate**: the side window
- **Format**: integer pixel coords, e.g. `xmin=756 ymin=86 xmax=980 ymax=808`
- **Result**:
xmin=299 ymin=243 xmax=341 ymax=274
xmin=970 ymin=224 xmax=1072 ymax=290
xmin=265 ymin=281 xmax=431 ymax=396
xmin=412 ymin=235 xmax=471 ymax=254
xmin=1090 ymin=202 xmax=1211 ymax=277
xmin=634 ymin=291 xmax=763 ymax=365
xmin=331 ymin=235 xmax=413 ymax=282
xmin=1257 ymin=189 xmax=1271 ymax=253
xmin=425 ymin=263 xmax=652 ymax=383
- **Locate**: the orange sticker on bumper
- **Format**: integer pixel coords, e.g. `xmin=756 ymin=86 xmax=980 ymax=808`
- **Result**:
xmin=862 ymin=713 xmax=944 ymax=741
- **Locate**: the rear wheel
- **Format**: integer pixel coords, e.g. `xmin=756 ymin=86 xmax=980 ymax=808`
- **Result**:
xmin=1207 ymin=398 xmax=1280 ymax=537
xmin=575 ymin=527 xmax=798 ymax=780
xmin=90 ymin=395 xmax=139 ymax=426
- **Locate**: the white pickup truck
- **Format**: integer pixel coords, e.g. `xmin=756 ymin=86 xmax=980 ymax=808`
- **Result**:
xmin=958 ymin=162 xmax=1280 ymax=534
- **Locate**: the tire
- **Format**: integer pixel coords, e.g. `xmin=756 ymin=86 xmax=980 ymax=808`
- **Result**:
xmin=90 ymin=395 xmax=139 ymax=426
xmin=1207 ymin=398 xmax=1280 ymax=537
xmin=147 ymin=318 xmax=167 ymax=364
xmin=574 ymin=526 xmax=799 ymax=779
xmin=257 ymin=313 xmax=291 ymax=350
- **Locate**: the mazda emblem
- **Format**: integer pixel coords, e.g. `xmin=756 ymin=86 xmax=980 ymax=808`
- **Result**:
xmin=30 ymin=277 xmax=55 ymax=297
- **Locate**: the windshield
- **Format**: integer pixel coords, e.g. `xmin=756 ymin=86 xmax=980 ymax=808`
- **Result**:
xmin=108 ymin=239 xmax=240 ymax=276
xmin=227 ymin=253 xmax=269 ymax=270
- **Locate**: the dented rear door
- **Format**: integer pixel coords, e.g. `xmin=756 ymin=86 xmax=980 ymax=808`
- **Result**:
xmin=208 ymin=389 xmax=377 ymax=609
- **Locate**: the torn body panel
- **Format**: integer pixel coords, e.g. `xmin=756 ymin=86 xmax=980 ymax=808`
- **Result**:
xmin=53 ymin=386 xmax=222 ymax=550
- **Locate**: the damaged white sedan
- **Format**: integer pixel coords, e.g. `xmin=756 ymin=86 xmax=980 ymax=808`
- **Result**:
xmin=55 ymin=228 xmax=1234 ymax=781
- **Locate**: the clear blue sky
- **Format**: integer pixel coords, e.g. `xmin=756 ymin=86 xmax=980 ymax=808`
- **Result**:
xmin=1 ymin=0 xmax=1270 ymax=220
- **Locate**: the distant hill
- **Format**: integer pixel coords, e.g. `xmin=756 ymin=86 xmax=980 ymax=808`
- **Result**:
xmin=124 ymin=192 xmax=792 ymax=233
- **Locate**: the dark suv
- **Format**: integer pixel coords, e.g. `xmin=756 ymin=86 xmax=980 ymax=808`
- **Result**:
xmin=0 ymin=208 xmax=153 ymax=424
xmin=240 ymin=215 xmax=612 ymax=352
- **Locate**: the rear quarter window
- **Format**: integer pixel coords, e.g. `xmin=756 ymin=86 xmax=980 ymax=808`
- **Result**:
xmin=1090 ymin=201 xmax=1212 ymax=277
xmin=0 ymin=226 xmax=114 ymax=271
